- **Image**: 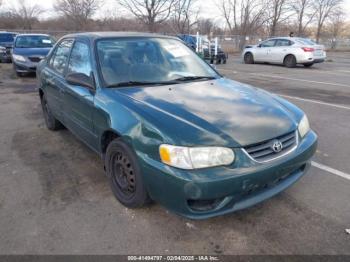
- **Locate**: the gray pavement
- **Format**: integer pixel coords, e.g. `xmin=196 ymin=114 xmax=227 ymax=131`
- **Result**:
xmin=0 ymin=52 xmax=349 ymax=255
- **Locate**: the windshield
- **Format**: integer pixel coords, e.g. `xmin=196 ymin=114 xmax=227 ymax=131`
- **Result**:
xmin=0 ymin=33 xmax=16 ymax=43
xmin=15 ymin=35 xmax=54 ymax=48
xmin=96 ymin=37 xmax=219 ymax=87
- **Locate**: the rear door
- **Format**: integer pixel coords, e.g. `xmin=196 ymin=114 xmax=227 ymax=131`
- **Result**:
xmin=270 ymin=39 xmax=293 ymax=63
xmin=254 ymin=39 xmax=276 ymax=62
xmin=42 ymin=39 xmax=74 ymax=121
xmin=62 ymin=39 xmax=98 ymax=150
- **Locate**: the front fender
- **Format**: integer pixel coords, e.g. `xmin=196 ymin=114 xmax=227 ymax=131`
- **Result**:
xmin=93 ymin=89 xmax=172 ymax=161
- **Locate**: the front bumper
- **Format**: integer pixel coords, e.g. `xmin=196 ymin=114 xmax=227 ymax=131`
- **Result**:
xmin=13 ymin=60 xmax=39 ymax=73
xmin=138 ymin=130 xmax=318 ymax=219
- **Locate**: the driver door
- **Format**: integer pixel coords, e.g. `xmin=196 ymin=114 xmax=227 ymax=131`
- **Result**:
xmin=254 ymin=39 xmax=276 ymax=62
xmin=62 ymin=40 xmax=98 ymax=150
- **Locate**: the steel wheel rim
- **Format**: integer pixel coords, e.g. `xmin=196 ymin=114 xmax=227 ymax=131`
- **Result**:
xmin=111 ymin=151 xmax=136 ymax=199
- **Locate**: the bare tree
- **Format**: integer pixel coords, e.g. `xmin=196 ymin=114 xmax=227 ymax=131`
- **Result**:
xmin=328 ymin=9 xmax=345 ymax=48
xmin=10 ymin=0 xmax=43 ymax=30
xmin=54 ymin=0 xmax=104 ymax=30
xmin=290 ymin=0 xmax=316 ymax=36
xmin=217 ymin=0 xmax=238 ymax=34
xmin=313 ymin=0 xmax=343 ymax=43
xmin=171 ymin=0 xmax=198 ymax=34
xmin=218 ymin=0 xmax=267 ymax=49
xmin=267 ymin=0 xmax=290 ymax=36
xmin=118 ymin=0 xmax=176 ymax=32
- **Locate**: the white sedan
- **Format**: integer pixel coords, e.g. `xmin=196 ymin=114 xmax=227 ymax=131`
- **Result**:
xmin=242 ymin=37 xmax=326 ymax=68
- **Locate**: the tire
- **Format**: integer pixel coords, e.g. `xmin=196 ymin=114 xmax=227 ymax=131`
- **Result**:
xmin=223 ymin=59 xmax=227 ymax=64
xmin=304 ymin=63 xmax=314 ymax=68
xmin=284 ymin=55 xmax=297 ymax=68
xmin=244 ymin=53 xmax=254 ymax=64
xmin=105 ymin=139 xmax=150 ymax=208
xmin=40 ymin=93 xmax=63 ymax=131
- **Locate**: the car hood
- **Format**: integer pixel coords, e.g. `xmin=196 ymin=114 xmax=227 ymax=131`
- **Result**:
xmin=115 ymin=78 xmax=298 ymax=147
xmin=13 ymin=47 xmax=51 ymax=56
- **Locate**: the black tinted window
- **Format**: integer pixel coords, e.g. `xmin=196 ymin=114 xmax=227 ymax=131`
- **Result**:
xmin=0 ymin=33 xmax=16 ymax=42
xmin=261 ymin=40 xmax=276 ymax=47
xmin=275 ymin=39 xmax=292 ymax=46
xmin=50 ymin=40 xmax=73 ymax=75
xmin=68 ymin=41 xmax=91 ymax=76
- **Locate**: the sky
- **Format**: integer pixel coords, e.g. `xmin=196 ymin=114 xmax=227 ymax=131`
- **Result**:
xmin=2 ymin=0 xmax=350 ymax=22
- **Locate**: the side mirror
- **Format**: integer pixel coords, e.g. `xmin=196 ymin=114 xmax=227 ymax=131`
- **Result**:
xmin=66 ymin=72 xmax=95 ymax=90
xmin=257 ymin=44 xmax=262 ymax=48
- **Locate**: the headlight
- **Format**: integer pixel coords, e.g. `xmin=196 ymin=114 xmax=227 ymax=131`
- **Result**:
xmin=298 ymin=114 xmax=310 ymax=138
xmin=12 ymin=54 xmax=26 ymax=62
xmin=0 ymin=46 xmax=5 ymax=53
xmin=159 ymin=145 xmax=235 ymax=169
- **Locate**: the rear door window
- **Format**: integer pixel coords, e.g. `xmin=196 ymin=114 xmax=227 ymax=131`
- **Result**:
xmin=275 ymin=39 xmax=292 ymax=47
xmin=50 ymin=39 xmax=73 ymax=75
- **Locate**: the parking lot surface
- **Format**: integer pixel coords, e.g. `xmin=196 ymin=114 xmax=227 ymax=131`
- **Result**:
xmin=0 ymin=53 xmax=349 ymax=255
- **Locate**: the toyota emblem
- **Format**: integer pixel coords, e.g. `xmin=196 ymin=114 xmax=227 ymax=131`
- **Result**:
xmin=272 ymin=140 xmax=283 ymax=153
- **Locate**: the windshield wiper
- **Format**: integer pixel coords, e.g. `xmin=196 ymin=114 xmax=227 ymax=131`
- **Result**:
xmin=107 ymin=81 xmax=178 ymax=88
xmin=172 ymin=76 xmax=217 ymax=82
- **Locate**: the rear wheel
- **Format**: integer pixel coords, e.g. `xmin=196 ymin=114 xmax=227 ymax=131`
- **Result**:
xmin=244 ymin=53 xmax=254 ymax=64
xmin=40 ymin=93 xmax=63 ymax=131
xmin=284 ymin=55 xmax=297 ymax=68
xmin=303 ymin=63 xmax=314 ymax=67
xmin=105 ymin=139 xmax=150 ymax=208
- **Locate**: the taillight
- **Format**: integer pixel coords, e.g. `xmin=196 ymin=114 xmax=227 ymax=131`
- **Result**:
xmin=302 ymin=47 xmax=315 ymax=52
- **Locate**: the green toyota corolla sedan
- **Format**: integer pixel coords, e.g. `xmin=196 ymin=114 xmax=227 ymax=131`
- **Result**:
xmin=37 ymin=32 xmax=317 ymax=219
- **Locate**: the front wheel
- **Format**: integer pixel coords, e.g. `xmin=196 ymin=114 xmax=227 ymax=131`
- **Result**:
xmin=105 ymin=139 xmax=150 ymax=208
xmin=284 ymin=55 xmax=297 ymax=68
xmin=244 ymin=53 xmax=254 ymax=64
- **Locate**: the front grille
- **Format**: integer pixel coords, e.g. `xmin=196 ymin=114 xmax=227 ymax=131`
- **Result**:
xmin=28 ymin=57 xmax=42 ymax=63
xmin=244 ymin=131 xmax=297 ymax=162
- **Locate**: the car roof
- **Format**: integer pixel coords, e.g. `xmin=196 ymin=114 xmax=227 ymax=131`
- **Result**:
xmin=62 ymin=31 xmax=179 ymax=41
xmin=267 ymin=37 xmax=311 ymax=41
xmin=15 ymin=33 xmax=51 ymax=37
xmin=0 ymin=32 xmax=17 ymax=35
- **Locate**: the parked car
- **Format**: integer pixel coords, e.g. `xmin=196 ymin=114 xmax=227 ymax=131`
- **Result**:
xmin=12 ymin=34 xmax=55 ymax=76
xmin=242 ymin=37 xmax=326 ymax=68
xmin=37 ymin=32 xmax=317 ymax=219
xmin=0 ymin=32 xmax=17 ymax=63
xmin=178 ymin=34 xmax=228 ymax=64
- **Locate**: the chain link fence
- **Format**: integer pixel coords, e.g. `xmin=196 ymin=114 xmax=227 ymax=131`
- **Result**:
xmin=2 ymin=29 xmax=350 ymax=53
